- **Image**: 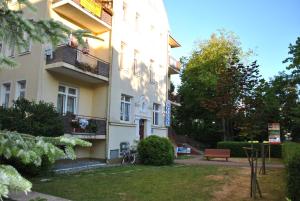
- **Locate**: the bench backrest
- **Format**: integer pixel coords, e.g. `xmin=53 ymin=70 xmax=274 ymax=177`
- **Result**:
xmin=204 ymin=149 xmax=230 ymax=156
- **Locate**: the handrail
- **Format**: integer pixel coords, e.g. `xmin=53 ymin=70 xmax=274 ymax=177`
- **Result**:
xmin=62 ymin=113 xmax=106 ymax=121
xmin=57 ymin=44 xmax=110 ymax=65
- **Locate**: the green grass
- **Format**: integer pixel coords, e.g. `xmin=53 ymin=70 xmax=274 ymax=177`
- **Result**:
xmin=31 ymin=165 xmax=286 ymax=201
xmin=32 ymin=165 xmax=229 ymax=201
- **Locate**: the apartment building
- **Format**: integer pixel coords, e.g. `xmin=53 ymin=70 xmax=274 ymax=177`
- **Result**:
xmin=0 ymin=0 xmax=180 ymax=160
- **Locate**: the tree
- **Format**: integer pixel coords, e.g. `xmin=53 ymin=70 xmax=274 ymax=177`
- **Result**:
xmin=284 ymin=37 xmax=300 ymax=77
xmin=0 ymin=131 xmax=91 ymax=199
xmin=175 ymin=30 xmax=254 ymax=144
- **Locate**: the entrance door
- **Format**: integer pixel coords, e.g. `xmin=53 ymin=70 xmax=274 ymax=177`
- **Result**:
xmin=139 ymin=119 xmax=145 ymax=140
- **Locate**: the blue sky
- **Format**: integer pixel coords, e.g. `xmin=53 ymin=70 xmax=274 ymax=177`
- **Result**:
xmin=164 ymin=0 xmax=300 ymax=84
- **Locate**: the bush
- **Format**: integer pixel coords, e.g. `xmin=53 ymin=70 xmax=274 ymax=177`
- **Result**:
xmin=137 ymin=135 xmax=174 ymax=166
xmin=282 ymin=142 xmax=300 ymax=201
xmin=217 ymin=141 xmax=282 ymax=158
xmin=0 ymin=99 xmax=63 ymax=137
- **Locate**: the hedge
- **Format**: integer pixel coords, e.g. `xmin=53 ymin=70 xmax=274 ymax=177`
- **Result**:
xmin=137 ymin=135 xmax=174 ymax=166
xmin=217 ymin=141 xmax=282 ymax=158
xmin=282 ymin=142 xmax=300 ymax=201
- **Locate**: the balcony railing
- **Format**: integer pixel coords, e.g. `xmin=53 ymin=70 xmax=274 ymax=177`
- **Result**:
xmin=62 ymin=114 xmax=106 ymax=136
xmin=46 ymin=45 xmax=109 ymax=79
xmin=169 ymin=56 xmax=181 ymax=74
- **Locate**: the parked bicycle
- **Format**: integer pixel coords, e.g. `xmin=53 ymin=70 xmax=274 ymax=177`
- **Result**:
xmin=120 ymin=142 xmax=137 ymax=165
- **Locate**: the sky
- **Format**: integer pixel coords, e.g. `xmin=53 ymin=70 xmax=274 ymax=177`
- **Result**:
xmin=164 ymin=0 xmax=300 ymax=87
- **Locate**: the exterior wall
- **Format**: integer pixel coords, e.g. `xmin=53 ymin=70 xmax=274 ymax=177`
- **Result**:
xmin=75 ymin=140 xmax=106 ymax=159
xmin=107 ymin=0 xmax=169 ymax=158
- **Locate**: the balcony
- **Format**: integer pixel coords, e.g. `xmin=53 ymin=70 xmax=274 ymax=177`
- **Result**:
xmin=52 ymin=0 xmax=112 ymax=34
xmin=46 ymin=45 xmax=109 ymax=84
xmin=169 ymin=56 xmax=181 ymax=74
xmin=62 ymin=114 xmax=106 ymax=139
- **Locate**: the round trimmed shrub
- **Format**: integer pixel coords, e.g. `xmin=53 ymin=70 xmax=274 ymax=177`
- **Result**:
xmin=137 ymin=135 xmax=174 ymax=166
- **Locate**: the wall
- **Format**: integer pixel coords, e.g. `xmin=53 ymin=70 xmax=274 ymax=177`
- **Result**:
xmin=107 ymin=0 xmax=170 ymax=158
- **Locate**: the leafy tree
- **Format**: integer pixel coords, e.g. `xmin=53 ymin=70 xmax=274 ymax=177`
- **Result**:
xmin=175 ymin=30 xmax=254 ymax=144
xmin=284 ymin=37 xmax=300 ymax=77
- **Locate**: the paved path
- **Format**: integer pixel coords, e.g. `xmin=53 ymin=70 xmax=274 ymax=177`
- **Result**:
xmin=175 ymin=155 xmax=285 ymax=168
xmin=9 ymin=191 xmax=71 ymax=201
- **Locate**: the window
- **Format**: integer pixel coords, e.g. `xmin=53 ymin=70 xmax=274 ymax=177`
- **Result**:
xmin=123 ymin=2 xmax=127 ymax=22
xmin=57 ymin=85 xmax=78 ymax=115
xmin=19 ymin=33 xmax=31 ymax=54
xmin=120 ymin=42 xmax=127 ymax=69
xmin=7 ymin=44 xmax=15 ymax=57
xmin=135 ymin=13 xmax=140 ymax=32
xmin=133 ymin=49 xmax=140 ymax=76
xmin=16 ymin=80 xmax=26 ymax=99
xmin=153 ymin=103 xmax=160 ymax=125
xmin=150 ymin=60 xmax=156 ymax=84
xmin=1 ymin=83 xmax=11 ymax=108
xmin=120 ymin=94 xmax=131 ymax=122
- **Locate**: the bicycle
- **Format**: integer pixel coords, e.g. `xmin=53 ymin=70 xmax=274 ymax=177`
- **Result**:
xmin=121 ymin=148 xmax=137 ymax=165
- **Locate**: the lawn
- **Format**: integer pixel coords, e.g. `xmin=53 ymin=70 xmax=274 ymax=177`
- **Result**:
xmin=32 ymin=165 xmax=286 ymax=201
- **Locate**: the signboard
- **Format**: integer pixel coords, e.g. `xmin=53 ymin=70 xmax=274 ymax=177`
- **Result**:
xmin=268 ymin=123 xmax=281 ymax=144
xmin=176 ymin=147 xmax=191 ymax=154
xmin=80 ymin=0 xmax=102 ymax=17
xmin=165 ymin=100 xmax=171 ymax=127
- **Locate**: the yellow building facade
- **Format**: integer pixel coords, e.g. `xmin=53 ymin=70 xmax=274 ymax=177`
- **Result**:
xmin=0 ymin=0 xmax=180 ymax=160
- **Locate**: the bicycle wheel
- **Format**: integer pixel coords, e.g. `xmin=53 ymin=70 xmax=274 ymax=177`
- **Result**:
xmin=129 ymin=153 xmax=136 ymax=164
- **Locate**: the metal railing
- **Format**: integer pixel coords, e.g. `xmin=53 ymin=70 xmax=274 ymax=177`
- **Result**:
xmin=46 ymin=45 xmax=110 ymax=78
xmin=61 ymin=113 xmax=106 ymax=136
xmin=169 ymin=56 xmax=181 ymax=71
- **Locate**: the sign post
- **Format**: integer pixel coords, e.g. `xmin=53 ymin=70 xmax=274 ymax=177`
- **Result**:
xmin=268 ymin=123 xmax=281 ymax=161
xmin=165 ymin=100 xmax=171 ymax=127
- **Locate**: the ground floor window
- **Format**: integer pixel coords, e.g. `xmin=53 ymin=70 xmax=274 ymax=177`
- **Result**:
xmin=1 ymin=82 xmax=11 ymax=108
xmin=57 ymin=85 xmax=78 ymax=115
xmin=120 ymin=94 xmax=131 ymax=121
xmin=153 ymin=103 xmax=160 ymax=125
xmin=16 ymin=80 xmax=26 ymax=99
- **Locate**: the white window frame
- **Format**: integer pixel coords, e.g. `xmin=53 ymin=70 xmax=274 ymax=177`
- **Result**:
xmin=150 ymin=60 xmax=156 ymax=84
xmin=1 ymin=82 xmax=12 ymax=108
xmin=153 ymin=103 xmax=160 ymax=126
xmin=135 ymin=12 xmax=140 ymax=32
xmin=120 ymin=42 xmax=127 ymax=70
xmin=120 ymin=94 xmax=131 ymax=122
xmin=15 ymin=80 xmax=26 ymax=99
xmin=19 ymin=32 xmax=32 ymax=55
xmin=123 ymin=2 xmax=127 ymax=22
xmin=133 ymin=49 xmax=140 ymax=76
xmin=57 ymin=85 xmax=78 ymax=115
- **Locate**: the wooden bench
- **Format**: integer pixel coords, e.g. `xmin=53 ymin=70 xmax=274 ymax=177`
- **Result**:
xmin=204 ymin=149 xmax=230 ymax=161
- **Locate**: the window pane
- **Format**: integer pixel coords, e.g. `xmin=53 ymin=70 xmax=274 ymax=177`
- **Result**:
xmin=19 ymin=81 xmax=26 ymax=89
xmin=59 ymin=86 xmax=65 ymax=93
xmin=125 ymin=96 xmax=130 ymax=102
xmin=155 ymin=112 xmax=159 ymax=125
xmin=120 ymin=102 xmax=124 ymax=120
xmin=57 ymin=94 xmax=65 ymax=114
xmin=68 ymin=88 xmax=76 ymax=95
xmin=67 ymin=96 xmax=76 ymax=114
xmin=4 ymin=83 xmax=10 ymax=91
xmin=19 ymin=91 xmax=25 ymax=99
xmin=125 ymin=103 xmax=130 ymax=121
xmin=4 ymin=93 xmax=9 ymax=108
